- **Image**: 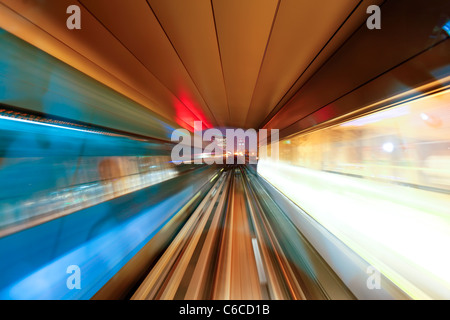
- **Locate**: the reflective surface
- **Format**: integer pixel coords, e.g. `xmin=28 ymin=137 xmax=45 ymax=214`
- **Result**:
xmin=132 ymin=166 xmax=354 ymax=300
xmin=0 ymin=107 xmax=178 ymax=235
xmin=258 ymin=88 xmax=450 ymax=299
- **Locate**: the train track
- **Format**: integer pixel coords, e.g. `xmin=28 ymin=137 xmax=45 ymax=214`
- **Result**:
xmin=132 ymin=165 xmax=354 ymax=300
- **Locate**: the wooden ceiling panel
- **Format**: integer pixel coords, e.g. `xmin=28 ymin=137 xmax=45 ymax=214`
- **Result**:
xmin=264 ymin=0 xmax=449 ymax=135
xmin=212 ymin=0 xmax=279 ymax=128
xmin=79 ymin=0 xmax=217 ymax=129
xmin=148 ymin=0 xmax=229 ymax=127
xmin=0 ymin=0 xmax=376 ymax=132
xmin=244 ymin=0 xmax=359 ymax=129
xmin=0 ymin=0 xmax=181 ymax=125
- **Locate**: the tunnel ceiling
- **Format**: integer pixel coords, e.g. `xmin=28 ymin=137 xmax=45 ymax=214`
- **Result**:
xmin=0 ymin=0 xmax=371 ymax=131
xmin=2 ymin=0 xmax=446 ymax=138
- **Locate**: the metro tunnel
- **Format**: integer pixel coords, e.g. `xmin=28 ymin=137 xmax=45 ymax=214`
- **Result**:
xmin=0 ymin=0 xmax=449 ymax=301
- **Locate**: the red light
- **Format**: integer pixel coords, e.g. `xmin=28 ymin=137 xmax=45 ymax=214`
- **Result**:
xmin=173 ymin=89 xmax=212 ymax=132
